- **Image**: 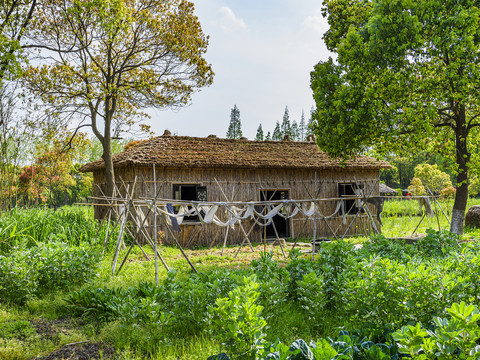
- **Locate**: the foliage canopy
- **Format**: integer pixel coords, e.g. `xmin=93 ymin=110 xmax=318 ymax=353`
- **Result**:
xmin=311 ymin=0 xmax=480 ymax=233
xmin=25 ymin=0 xmax=214 ymax=196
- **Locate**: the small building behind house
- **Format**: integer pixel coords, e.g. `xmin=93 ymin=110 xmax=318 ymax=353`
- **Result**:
xmin=380 ymin=183 xmax=398 ymax=197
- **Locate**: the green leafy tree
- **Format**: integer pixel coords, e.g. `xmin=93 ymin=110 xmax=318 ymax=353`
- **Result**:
xmin=226 ymin=104 xmax=242 ymax=139
xmin=26 ymin=0 xmax=214 ymax=198
xmin=0 ymin=0 xmax=37 ymax=98
xmin=414 ymin=164 xmax=452 ymax=194
xmin=255 ymin=124 xmax=263 ymax=141
xmin=265 ymin=131 xmax=271 ymax=141
xmin=281 ymin=106 xmax=291 ymax=139
xmin=311 ymin=0 xmax=480 ymax=233
xmin=272 ymin=121 xmax=282 ymax=141
xmin=299 ymin=109 xmax=306 ymax=141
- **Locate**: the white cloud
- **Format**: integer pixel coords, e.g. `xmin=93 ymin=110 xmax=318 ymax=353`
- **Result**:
xmin=303 ymin=8 xmax=329 ymax=35
xmin=216 ymin=6 xmax=247 ymax=32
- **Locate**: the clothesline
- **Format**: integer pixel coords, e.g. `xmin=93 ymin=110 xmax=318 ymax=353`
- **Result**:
xmin=85 ymin=193 xmax=436 ymax=231
xmin=138 ymin=198 xmax=350 ymax=228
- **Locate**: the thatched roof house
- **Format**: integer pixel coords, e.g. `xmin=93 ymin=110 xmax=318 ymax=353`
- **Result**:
xmin=80 ymin=132 xmax=390 ymax=247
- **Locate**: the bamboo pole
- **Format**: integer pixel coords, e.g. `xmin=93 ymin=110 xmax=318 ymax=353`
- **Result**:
xmin=153 ymin=163 xmax=158 ymax=286
xmin=159 ymin=213 xmax=198 ymax=273
xmin=425 ymin=186 xmax=450 ymax=226
xmin=312 ymin=172 xmax=317 ymax=260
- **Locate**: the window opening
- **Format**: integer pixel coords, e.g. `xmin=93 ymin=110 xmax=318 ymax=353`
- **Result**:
xmin=338 ymin=183 xmax=364 ymax=215
xmin=172 ymin=184 xmax=207 ymax=223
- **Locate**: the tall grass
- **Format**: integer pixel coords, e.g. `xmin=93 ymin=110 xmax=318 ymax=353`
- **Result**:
xmin=382 ymin=197 xmax=480 ymax=218
xmin=380 ymin=197 xmax=480 ymax=238
xmin=0 ymin=206 xmax=111 ymax=249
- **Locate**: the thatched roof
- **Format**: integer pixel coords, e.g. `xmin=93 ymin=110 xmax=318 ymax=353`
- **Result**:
xmin=79 ymin=133 xmax=391 ymax=172
xmin=380 ymin=183 xmax=398 ymax=194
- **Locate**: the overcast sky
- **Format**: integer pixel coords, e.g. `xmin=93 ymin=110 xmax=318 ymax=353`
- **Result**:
xmin=149 ymin=0 xmax=331 ymax=139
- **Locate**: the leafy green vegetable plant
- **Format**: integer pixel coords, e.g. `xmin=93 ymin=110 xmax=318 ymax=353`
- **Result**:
xmin=211 ymin=276 xmax=267 ymax=360
xmin=393 ymin=302 xmax=480 ymax=359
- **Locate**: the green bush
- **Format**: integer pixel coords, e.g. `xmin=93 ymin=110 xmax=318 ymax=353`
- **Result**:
xmin=415 ymin=228 xmax=459 ymax=257
xmin=0 ymin=243 xmax=100 ymax=305
xmin=285 ymin=256 xmax=315 ymax=300
xmin=0 ymin=251 xmax=38 ymax=305
xmin=251 ymin=251 xmax=289 ymax=324
xmin=64 ymin=286 xmax=130 ymax=322
xmin=315 ymin=240 xmax=357 ymax=312
xmin=210 ymin=276 xmax=267 ymax=360
xmin=361 ymin=234 xmax=415 ymax=262
xmin=34 ymin=243 xmax=100 ymax=294
xmin=393 ymin=302 xmax=480 ymax=359
xmin=297 ymin=271 xmax=326 ymax=330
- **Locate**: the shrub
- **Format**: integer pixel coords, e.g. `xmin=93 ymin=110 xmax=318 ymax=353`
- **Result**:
xmin=344 ymin=256 xmax=448 ymax=333
xmin=413 ymin=164 xmax=452 ymax=194
xmin=361 ymin=234 xmax=414 ymax=262
xmin=0 ymin=251 xmax=38 ymax=305
xmin=440 ymin=185 xmax=456 ymax=199
xmin=210 ymin=276 xmax=267 ymax=360
xmin=415 ymin=228 xmax=459 ymax=258
xmin=64 ymin=287 xmax=130 ymax=322
xmin=285 ymin=257 xmax=314 ymax=300
xmin=315 ymin=240 xmax=357 ymax=311
xmin=0 ymin=243 xmax=100 ymax=305
xmin=297 ymin=271 xmax=326 ymax=330
xmin=251 ymin=251 xmax=287 ymax=281
xmin=393 ymin=302 xmax=480 ymax=359
xmin=34 ymin=243 xmax=100 ymax=294
xmin=408 ymin=177 xmax=426 ymax=195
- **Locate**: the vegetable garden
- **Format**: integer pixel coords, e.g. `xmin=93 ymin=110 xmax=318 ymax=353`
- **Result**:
xmin=1 ymin=202 xmax=480 ymax=359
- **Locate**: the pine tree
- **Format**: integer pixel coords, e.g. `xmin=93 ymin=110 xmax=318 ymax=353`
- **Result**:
xmin=306 ymin=106 xmax=315 ymax=137
xmin=255 ymin=124 xmax=264 ymax=141
xmin=281 ymin=106 xmax=291 ymax=138
xmin=299 ymin=109 xmax=306 ymax=141
xmin=272 ymin=121 xmax=282 ymax=141
xmin=291 ymin=120 xmax=299 ymax=141
xmin=265 ymin=131 xmax=271 ymax=141
xmin=226 ymin=104 xmax=242 ymax=139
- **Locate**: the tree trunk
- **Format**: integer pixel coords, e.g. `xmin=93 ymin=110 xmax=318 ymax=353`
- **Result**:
xmin=450 ymin=106 xmax=469 ymax=234
xmin=101 ymin=117 xmax=115 ymax=198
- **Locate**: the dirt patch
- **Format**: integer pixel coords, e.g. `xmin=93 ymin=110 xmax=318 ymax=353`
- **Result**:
xmin=30 ymin=318 xmax=78 ymax=342
xmin=36 ymin=342 xmax=115 ymax=360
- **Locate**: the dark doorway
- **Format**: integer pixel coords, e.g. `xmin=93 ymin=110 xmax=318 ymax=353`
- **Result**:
xmin=260 ymin=189 xmax=289 ymax=238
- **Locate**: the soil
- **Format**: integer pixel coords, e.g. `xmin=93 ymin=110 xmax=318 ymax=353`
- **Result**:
xmin=29 ymin=318 xmax=116 ymax=360
xmin=30 ymin=318 xmax=75 ymax=342
xmin=36 ymin=342 xmax=115 ymax=360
